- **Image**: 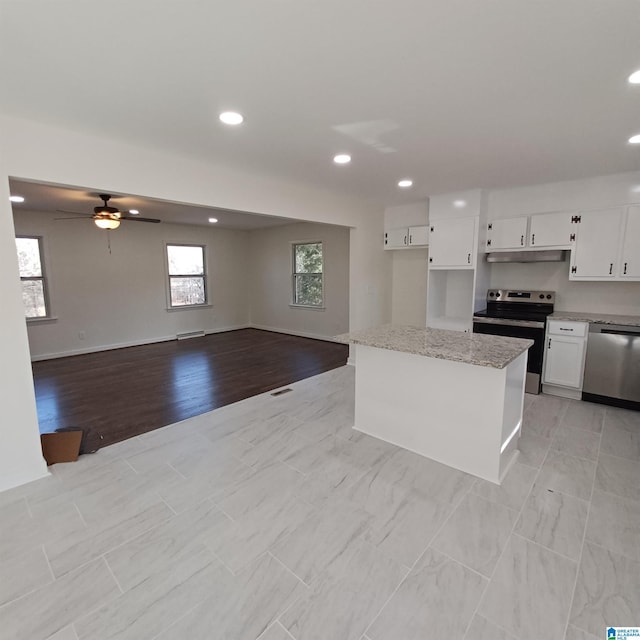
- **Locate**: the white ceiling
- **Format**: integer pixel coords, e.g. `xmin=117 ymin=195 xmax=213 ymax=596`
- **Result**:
xmin=2 ymin=0 xmax=640 ymax=210
xmin=7 ymin=179 xmax=298 ymax=230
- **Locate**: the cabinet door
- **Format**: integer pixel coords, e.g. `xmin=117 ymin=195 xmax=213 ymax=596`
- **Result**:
xmin=543 ymin=336 xmax=586 ymax=388
xmin=529 ymin=212 xmax=573 ymax=248
xmin=384 ymin=227 xmax=408 ymax=249
xmin=408 ymin=225 xmax=429 ymax=246
xmin=620 ymin=206 xmax=640 ymax=278
xmin=429 ymin=217 xmax=477 ymax=267
xmin=486 ymin=217 xmax=527 ymax=250
xmin=570 ymin=209 xmax=623 ymax=279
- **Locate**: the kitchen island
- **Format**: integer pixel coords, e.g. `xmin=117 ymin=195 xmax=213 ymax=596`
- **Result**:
xmin=335 ymin=325 xmax=533 ymax=484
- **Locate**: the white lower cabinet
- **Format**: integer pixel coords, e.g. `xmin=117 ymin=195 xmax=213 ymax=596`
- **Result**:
xmin=542 ymin=320 xmax=588 ymax=396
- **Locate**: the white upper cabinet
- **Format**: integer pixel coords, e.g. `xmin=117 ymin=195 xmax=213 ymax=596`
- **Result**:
xmin=429 ymin=217 xmax=477 ymax=268
xmin=383 ymin=225 xmax=429 ymax=249
xmin=384 ymin=228 xmax=410 ymax=249
xmin=620 ymin=205 xmax=640 ymax=278
xmin=384 ymin=202 xmax=429 ymax=250
xmin=485 ymin=212 xmax=573 ymax=251
xmin=486 ymin=217 xmax=528 ymax=250
xmin=570 ymin=208 xmax=624 ymax=279
xmin=528 ymin=212 xmax=574 ymax=248
xmin=408 ymin=225 xmax=430 ymax=247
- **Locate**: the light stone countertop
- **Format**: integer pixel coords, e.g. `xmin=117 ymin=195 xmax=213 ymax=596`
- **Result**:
xmin=334 ymin=324 xmax=533 ymax=369
xmin=550 ymin=311 xmax=640 ymax=327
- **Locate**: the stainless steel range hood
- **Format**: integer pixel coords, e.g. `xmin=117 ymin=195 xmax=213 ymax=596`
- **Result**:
xmin=486 ymin=250 xmax=567 ymax=263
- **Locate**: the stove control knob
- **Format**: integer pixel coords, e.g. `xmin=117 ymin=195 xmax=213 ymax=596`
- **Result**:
xmin=489 ymin=292 xmax=495 ymax=297
xmin=546 ymin=294 xmax=552 ymax=299
xmin=539 ymin=294 xmax=545 ymax=299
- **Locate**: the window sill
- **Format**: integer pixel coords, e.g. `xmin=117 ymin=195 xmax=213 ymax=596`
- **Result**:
xmin=289 ymin=304 xmax=326 ymax=311
xmin=166 ymin=304 xmax=212 ymax=312
xmin=27 ymin=316 xmax=58 ymax=324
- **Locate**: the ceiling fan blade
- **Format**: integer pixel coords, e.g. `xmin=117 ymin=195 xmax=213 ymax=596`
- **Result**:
xmin=120 ymin=216 xmax=161 ymax=223
xmin=54 ymin=216 xmax=92 ymax=221
xmin=55 ymin=209 xmax=93 ymax=216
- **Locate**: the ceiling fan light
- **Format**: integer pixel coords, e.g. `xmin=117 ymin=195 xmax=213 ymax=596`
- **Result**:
xmin=94 ymin=217 xmax=121 ymax=230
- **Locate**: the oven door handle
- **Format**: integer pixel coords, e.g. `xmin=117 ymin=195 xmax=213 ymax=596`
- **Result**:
xmin=472 ymin=317 xmax=546 ymax=329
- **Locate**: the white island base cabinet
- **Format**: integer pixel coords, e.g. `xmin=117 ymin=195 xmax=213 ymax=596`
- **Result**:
xmin=353 ymin=344 xmax=526 ymax=484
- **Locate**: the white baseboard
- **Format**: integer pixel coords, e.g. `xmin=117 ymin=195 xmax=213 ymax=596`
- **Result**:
xmin=29 ymin=323 xmax=251 ymax=361
xmin=29 ymin=323 xmax=343 ymax=362
xmin=249 ymin=323 xmax=337 ymax=342
xmin=0 ymin=465 xmax=50 ymax=493
xmin=542 ymin=384 xmax=582 ymax=400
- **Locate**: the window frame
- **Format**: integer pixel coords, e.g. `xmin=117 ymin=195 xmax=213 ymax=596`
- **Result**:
xmin=165 ymin=243 xmax=209 ymax=310
xmin=15 ymin=235 xmax=52 ymax=321
xmin=291 ymin=240 xmax=325 ymax=309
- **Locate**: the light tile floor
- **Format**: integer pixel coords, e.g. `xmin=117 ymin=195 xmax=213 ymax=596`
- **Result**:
xmin=1 ymin=365 xmax=639 ymax=640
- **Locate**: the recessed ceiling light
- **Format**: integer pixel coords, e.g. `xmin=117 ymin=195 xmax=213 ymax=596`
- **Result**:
xmin=9 ymin=195 xmax=25 ymax=203
xmin=128 ymin=209 xmax=139 ymax=215
xmin=333 ymin=154 xmax=351 ymax=164
xmin=208 ymin=217 xmax=218 ymax=223
xmin=219 ymin=111 xmax=243 ymax=125
xmin=629 ymin=134 xmax=640 ymax=144
xmin=398 ymin=179 xmax=413 ymax=188
xmin=628 ymin=70 xmax=640 ymax=84
xmin=453 ymin=200 xmax=467 ymax=208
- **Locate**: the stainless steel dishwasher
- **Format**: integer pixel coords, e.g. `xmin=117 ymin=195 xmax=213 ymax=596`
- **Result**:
xmin=582 ymin=323 xmax=640 ymax=409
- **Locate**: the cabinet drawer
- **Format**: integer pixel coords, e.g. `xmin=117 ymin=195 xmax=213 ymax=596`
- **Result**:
xmin=547 ymin=320 xmax=588 ymax=337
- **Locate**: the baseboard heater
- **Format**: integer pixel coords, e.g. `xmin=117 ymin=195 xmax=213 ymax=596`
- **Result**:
xmin=176 ymin=330 xmax=206 ymax=340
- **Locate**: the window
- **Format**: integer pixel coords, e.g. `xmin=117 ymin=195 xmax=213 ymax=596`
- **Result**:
xmin=292 ymin=241 xmax=323 ymax=307
xmin=166 ymin=244 xmax=207 ymax=307
xmin=15 ymin=236 xmax=49 ymax=318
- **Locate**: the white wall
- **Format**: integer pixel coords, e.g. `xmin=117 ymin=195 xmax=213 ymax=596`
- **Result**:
xmin=391 ymin=249 xmax=428 ymax=326
xmin=14 ymin=210 xmax=251 ymax=359
xmin=487 ymin=172 xmax=640 ymax=315
xmin=489 ymin=260 xmax=640 ymax=316
xmin=249 ymin=222 xmax=350 ymax=338
xmin=0 ymin=113 xmax=390 ymax=492
xmin=488 ymin=171 xmax=640 ymax=218
xmin=0 ymin=165 xmax=48 ymax=491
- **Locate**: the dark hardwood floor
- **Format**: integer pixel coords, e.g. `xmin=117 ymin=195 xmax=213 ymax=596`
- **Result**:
xmin=32 ymin=329 xmax=349 ymax=451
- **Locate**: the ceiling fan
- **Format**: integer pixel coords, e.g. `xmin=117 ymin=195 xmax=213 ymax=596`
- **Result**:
xmin=56 ymin=194 xmax=161 ymax=230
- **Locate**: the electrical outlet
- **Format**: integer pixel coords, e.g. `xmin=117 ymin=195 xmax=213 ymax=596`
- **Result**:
xmin=78 ymin=331 xmax=85 ymax=340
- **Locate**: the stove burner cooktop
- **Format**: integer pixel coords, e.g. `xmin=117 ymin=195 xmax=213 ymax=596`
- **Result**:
xmin=474 ymin=289 xmax=556 ymax=325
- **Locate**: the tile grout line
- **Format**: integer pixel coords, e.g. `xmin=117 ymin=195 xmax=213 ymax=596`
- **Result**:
xmin=146 ymin=589 xmax=211 ymax=640
xmin=362 ymin=474 xmax=475 ymax=638
xmin=510 ymin=531 xmax=579 ymax=564
xmin=278 ymin=621 xmax=299 ymax=640
xmin=24 ymin=496 xmax=34 ymax=519
xmin=559 ymin=404 xmax=604 ymax=640
xmin=267 ymin=550 xmax=309 ymax=588
xmin=157 ymin=493 xmax=178 ymax=516
xmin=460 ymin=411 xmax=562 ymax=640
xmin=265 ymin=553 xmax=310 ymax=633
xmin=166 ymin=460 xmax=188 ymax=480
xmin=72 ymin=501 xmax=88 ymax=528
xmin=41 ymin=543 xmax=56 ymax=582
xmin=100 ymin=556 xmax=124 ymax=594
xmin=121 ymin=457 xmax=140 ymax=475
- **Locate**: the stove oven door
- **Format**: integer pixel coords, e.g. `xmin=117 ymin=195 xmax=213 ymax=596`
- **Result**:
xmin=472 ymin=319 xmax=545 ymax=394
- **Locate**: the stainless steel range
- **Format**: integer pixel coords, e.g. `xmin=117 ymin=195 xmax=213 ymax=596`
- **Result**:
xmin=473 ymin=289 xmax=555 ymax=394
